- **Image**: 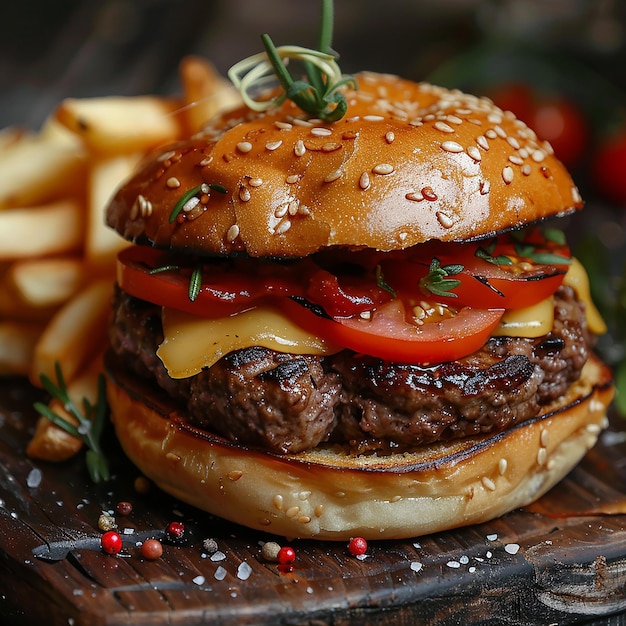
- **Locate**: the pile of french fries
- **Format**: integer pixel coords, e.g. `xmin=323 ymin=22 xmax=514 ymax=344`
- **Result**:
xmin=0 ymin=56 xmax=240 ymax=463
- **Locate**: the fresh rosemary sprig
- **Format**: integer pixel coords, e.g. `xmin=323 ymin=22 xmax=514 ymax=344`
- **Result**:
xmin=168 ymin=183 xmax=228 ymax=224
xmin=34 ymin=363 xmax=109 ymax=483
xmin=419 ymin=258 xmax=464 ymax=298
xmin=228 ymin=0 xmax=356 ymax=121
xmin=149 ymin=263 xmax=203 ymax=302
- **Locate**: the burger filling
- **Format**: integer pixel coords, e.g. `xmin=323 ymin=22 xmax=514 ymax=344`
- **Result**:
xmin=109 ymin=228 xmax=603 ymax=454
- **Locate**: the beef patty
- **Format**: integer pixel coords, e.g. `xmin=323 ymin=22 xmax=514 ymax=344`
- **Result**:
xmin=109 ymin=286 xmax=591 ymax=454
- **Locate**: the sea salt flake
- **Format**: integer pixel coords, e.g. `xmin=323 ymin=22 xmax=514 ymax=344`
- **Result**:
xmin=505 ymin=543 xmax=520 ymax=555
xmin=410 ymin=561 xmax=423 ymax=573
xmin=211 ymin=551 xmax=227 ymax=562
xmin=459 ymin=555 xmax=469 ymax=565
xmin=237 ymin=562 xmax=252 ymax=580
xmin=486 ymin=533 xmax=498 ymax=541
xmin=214 ymin=566 xmax=227 ymax=581
xmin=27 ymin=468 xmax=42 ymax=489
xmin=193 ymin=575 xmax=205 ymax=586
xmin=447 ymin=560 xmax=461 ymax=569
xmin=469 ymin=566 xmax=477 ymax=573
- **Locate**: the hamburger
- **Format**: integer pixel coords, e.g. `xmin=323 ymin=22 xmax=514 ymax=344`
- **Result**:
xmin=104 ymin=69 xmax=614 ymax=540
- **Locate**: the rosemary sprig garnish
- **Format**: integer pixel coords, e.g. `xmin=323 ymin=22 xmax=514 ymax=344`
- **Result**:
xmin=419 ymin=258 xmax=463 ymax=298
xmin=168 ymin=183 xmax=228 ymax=224
xmin=228 ymin=0 xmax=356 ymax=121
xmin=34 ymin=363 xmax=109 ymax=483
xmin=149 ymin=263 xmax=203 ymax=302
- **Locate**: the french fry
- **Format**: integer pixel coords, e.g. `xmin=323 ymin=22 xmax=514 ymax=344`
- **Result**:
xmin=54 ymin=95 xmax=184 ymax=154
xmin=85 ymin=153 xmax=139 ymax=269
xmin=0 ymin=128 xmax=86 ymax=209
xmin=0 ymin=126 xmax=26 ymax=151
xmin=0 ymin=321 xmax=44 ymax=375
xmin=27 ymin=354 xmax=103 ymax=462
xmin=6 ymin=257 xmax=85 ymax=308
xmin=30 ymin=279 xmax=112 ymax=387
xmin=0 ymin=200 xmax=84 ymax=260
xmin=179 ymin=55 xmax=242 ymax=133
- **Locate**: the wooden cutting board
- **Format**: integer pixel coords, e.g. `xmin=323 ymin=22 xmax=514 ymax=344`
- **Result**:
xmin=2 ymin=375 xmax=626 ymax=626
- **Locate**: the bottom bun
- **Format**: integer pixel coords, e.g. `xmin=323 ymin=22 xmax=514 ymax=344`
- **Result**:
xmin=105 ymin=353 xmax=613 ymax=541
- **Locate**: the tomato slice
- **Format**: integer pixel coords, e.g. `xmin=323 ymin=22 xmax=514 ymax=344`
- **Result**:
xmin=282 ymin=298 xmax=504 ymax=364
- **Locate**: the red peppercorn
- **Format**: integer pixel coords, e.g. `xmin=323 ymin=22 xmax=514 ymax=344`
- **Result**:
xmin=115 ymin=501 xmax=133 ymax=516
xmin=348 ymin=537 xmax=368 ymax=556
xmin=101 ymin=530 xmax=123 ymax=555
xmin=277 ymin=546 xmax=296 ymax=565
xmin=165 ymin=521 xmax=185 ymax=540
xmin=141 ymin=539 xmax=163 ymax=560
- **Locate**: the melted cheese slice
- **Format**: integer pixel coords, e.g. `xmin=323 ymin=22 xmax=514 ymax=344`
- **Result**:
xmin=157 ymin=305 xmax=341 ymax=379
xmin=562 ymin=257 xmax=607 ymax=335
xmin=492 ymin=296 xmax=554 ymax=338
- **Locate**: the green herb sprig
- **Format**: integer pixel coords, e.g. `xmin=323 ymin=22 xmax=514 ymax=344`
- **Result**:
xmin=34 ymin=363 xmax=109 ymax=483
xmin=419 ymin=258 xmax=463 ymax=298
xmin=228 ymin=0 xmax=356 ymax=121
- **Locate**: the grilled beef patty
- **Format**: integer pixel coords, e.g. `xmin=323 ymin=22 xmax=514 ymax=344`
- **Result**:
xmin=109 ymin=286 xmax=590 ymax=454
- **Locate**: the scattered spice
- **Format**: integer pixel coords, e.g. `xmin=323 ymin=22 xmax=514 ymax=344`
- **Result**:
xmin=202 ymin=538 xmax=219 ymax=554
xmin=261 ymin=541 xmax=282 ymax=562
xmin=165 ymin=521 xmax=186 ymax=541
xmin=347 ymin=536 xmax=368 ymax=556
xmin=101 ymin=530 xmax=123 ymax=555
xmin=141 ymin=539 xmax=163 ymax=560
xmin=98 ymin=512 xmax=117 ymax=532
xmin=277 ymin=546 xmax=296 ymax=565
xmin=116 ymin=501 xmax=133 ymax=517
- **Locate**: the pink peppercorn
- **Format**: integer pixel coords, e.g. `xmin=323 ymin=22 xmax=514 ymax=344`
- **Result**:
xmin=101 ymin=530 xmax=123 ymax=555
xmin=277 ymin=546 xmax=296 ymax=565
xmin=348 ymin=536 xmax=368 ymax=556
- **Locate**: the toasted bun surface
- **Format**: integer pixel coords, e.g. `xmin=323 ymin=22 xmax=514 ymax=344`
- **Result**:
xmin=105 ymin=353 xmax=613 ymax=541
xmin=106 ymin=72 xmax=583 ymax=258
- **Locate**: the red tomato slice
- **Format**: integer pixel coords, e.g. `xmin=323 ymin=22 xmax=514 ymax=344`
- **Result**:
xmin=283 ymin=298 xmax=504 ymax=365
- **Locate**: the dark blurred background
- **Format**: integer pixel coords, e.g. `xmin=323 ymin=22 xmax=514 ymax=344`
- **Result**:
xmin=1 ymin=0 xmax=625 ymax=394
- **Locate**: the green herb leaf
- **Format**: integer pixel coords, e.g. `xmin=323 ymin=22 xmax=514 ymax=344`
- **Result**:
xmin=419 ymin=258 xmax=463 ymax=298
xmin=189 ymin=264 xmax=203 ymax=302
xmin=376 ymin=265 xmax=396 ymax=297
xmin=35 ymin=363 xmax=110 ymax=483
xmin=228 ymin=0 xmax=356 ymax=121
xmin=475 ymin=245 xmax=513 ymax=266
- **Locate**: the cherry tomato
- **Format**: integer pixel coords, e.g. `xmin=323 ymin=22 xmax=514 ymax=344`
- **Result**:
xmin=489 ymin=83 xmax=588 ymax=168
xmin=592 ymin=130 xmax=626 ymax=206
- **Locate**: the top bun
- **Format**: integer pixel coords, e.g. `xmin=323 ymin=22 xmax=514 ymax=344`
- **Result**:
xmin=106 ymin=72 xmax=583 ymax=258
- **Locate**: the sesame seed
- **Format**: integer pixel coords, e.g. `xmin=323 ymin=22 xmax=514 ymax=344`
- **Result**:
xmin=363 ymin=115 xmax=384 ymax=122
xmin=446 ymin=114 xmax=463 ymax=125
xmin=285 ymin=506 xmax=300 ymax=518
xmin=274 ymin=121 xmax=293 ymax=130
xmin=298 ymin=516 xmax=312 ymax=525
xmin=183 ymin=197 xmax=200 ymax=212
xmin=274 ymin=203 xmax=289 ymax=218
xmin=586 ymin=422 xmax=602 ymax=434
xmin=531 ymin=149 xmax=546 ymax=162
xmin=322 ymin=142 xmax=342 ymax=152
xmin=292 ymin=118 xmax=313 ymax=127
xmin=226 ymin=224 xmax=239 ymax=242
xmin=273 ymin=495 xmax=284 ymax=510
xmin=288 ymin=199 xmax=300 ymax=215
xmin=434 ymin=121 xmax=455 ymax=133
xmin=239 ymin=187 xmax=251 ymax=202
xmin=237 ymin=141 xmax=253 ymax=153
xmin=157 ymin=150 xmax=177 ymax=162
xmin=360 ymin=311 xmax=371 ymax=320
xmin=507 ymin=136 xmax=521 ymax=150
xmin=314 ymin=504 xmax=324 ymax=517
xmin=298 ymin=204 xmax=311 ymax=215
xmin=324 ymin=169 xmax=343 ymax=183
xmin=385 ymin=131 xmax=395 ymax=144
xmin=166 ymin=177 xmax=181 ymax=189
xmin=437 ymin=211 xmax=454 ymax=228
xmin=537 ymin=447 xmax=547 ymax=466
xmin=509 ymin=155 xmax=524 ymax=166
xmin=294 ymin=140 xmax=306 ymax=157
xmin=372 ymin=163 xmax=394 ymax=175
xmin=479 ymin=179 xmax=491 ymax=195
xmin=481 ymin=477 xmax=496 ymax=491
xmin=405 ymin=191 xmax=423 ymax=202
xmin=441 ymin=141 xmax=464 ymax=153
xmin=285 ymin=174 xmax=300 ymax=184
xmin=275 ymin=219 xmax=292 ymax=234
xmin=502 ymin=166 xmax=514 ymax=184
xmin=422 ymin=186 xmax=438 ymax=201
xmin=521 ymin=164 xmax=532 ymax=176
xmin=359 ymin=172 xmax=370 ymax=190
xmin=540 ymin=429 xmax=550 ymax=447
xmin=485 ymin=129 xmax=497 ymax=140
xmin=249 ymin=177 xmax=263 ymax=187
xmin=199 ymin=156 xmax=213 ymax=166
xmin=572 ymin=186 xmax=582 ymax=203
xmin=476 ymin=135 xmax=489 ymax=150
xmin=311 ymin=127 xmax=332 ymax=137
xmin=498 ymin=458 xmax=508 ymax=475
xmin=494 ymin=125 xmax=507 ymax=138
xmin=265 ymin=140 xmax=282 ymax=151
xmin=487 ymin=113 xmax=502 ymax=124
xmin=467 ymin=146 xmax=482 ymax=161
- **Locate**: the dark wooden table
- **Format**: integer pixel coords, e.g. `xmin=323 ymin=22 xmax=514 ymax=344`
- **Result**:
xmin=2 ymin=375 xmax=626 ymax=626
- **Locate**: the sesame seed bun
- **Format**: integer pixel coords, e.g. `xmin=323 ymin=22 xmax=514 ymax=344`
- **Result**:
xmin=106 ymin=72 xmax=583 ymax=258
xmin=105 ymin=353 xmax=613 ymax=541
